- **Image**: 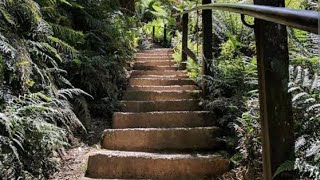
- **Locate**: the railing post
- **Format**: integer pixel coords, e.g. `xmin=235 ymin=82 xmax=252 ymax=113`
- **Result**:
xmin=152 ymin=26 xmax=155 ymax=42
xmin=164 ymin=24 xmax=167 ymax=47
xmin=253 ymin=0 xmax=294 ymax=179
xmin=181 ymin=13 xmax=188 ymax=69
xmin=202 ymin=0 xmax=213 ymax=95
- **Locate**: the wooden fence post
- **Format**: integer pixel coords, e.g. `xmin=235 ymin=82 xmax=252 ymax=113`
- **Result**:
xmin=181 ymin=13 xmax=188 ymax=69
xmin=202 ymin=0 xmax=213 ymax=94
xmin=164 ymin=24 xmax=167 ymax=47
xmin=152 ymin=26 xmax=155 ymax=42
xmin=253 ymin=0 xmax=294 ymax=179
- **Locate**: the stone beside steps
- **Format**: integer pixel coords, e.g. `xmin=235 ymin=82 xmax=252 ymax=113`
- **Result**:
xmin=86 ymin=48 xmax=229 ymax=179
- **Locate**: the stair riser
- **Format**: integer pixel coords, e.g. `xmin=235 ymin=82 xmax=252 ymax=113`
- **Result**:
xmin=136 ymin=57 xmax=174 ymax=60
xmin=136 ymin=52 xmax=173 ymax=55
xmin=135 ymin=61 xmax=176 ymax=66
xmin=131 ymin=70 xmax=187 ymax=76
xmin=123 ymin=91 xmax=199 ymax=101
xmin=133 ymin=66 xmax=179 ymax=71
xmin=131 ymin=75 xmax=189 ymax=79
xmin=127 ymin=85 xmax=198 ymax=91
xmin=102 ymin=127 xmax=223 ymax=151
xmin=87 ymin=153 xmax=229 ymax=179
xmin=113 ymin=112 xmax=216 ymax=128
xmin=138 ymin=50 xmax=173 ymax=54
xmin=129 ymin=79 xmax=195 ymax=86
xmin=121 ymin=100 xmax=201 ymax=112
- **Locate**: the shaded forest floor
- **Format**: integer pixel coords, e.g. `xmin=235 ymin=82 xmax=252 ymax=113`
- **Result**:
xmin=49 ymin=118 xmax=111 ymax=180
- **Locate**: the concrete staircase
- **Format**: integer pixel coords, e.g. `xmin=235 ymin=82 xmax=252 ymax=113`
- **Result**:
xmin=86 ymin=48 xmax=230 ymax=179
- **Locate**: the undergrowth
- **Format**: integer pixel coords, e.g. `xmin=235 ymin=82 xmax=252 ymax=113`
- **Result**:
xmin=170 ymin=0 xmax=319 ymax=179
xmin=0 ymin=0 xmax=136 ymax=178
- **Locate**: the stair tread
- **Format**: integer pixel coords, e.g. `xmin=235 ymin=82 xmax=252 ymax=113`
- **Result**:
xmin=102 ymin=126 xmax=224 ymax=152
xmin=115 ymin=111 xmax=211 ymax=114
xmin=128 ymin=85 xmax=198 ymax=90
xmin=105 ymin=126 xmax=220 ymax=131
xmin=85 ymin=48 xmax=229 ymax=179
xmin=86 ymin=150 xmax=229 ymax=179
xmin=122 ymin=99 xmax=199 ymax=102
xmin=89 ymin=150 xmax=226 ymax=159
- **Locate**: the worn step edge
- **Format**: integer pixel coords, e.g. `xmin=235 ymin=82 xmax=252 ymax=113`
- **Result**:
xmin=135 ymin=62 xmax=176 ymax=66
xmin=113 ymin=111 xmax=216 ymax=128
xmin=133 ymin=66 xmax=179 ymax=71
xmin=101 ymin=127 xmax=224 ymax=152
xmin=130 ymin=75 xmax=189 ymax=79
xmin=127 ymin=85 xmax=199 ymax=91
xmin=86 ymin=150 xmax=230 ymax=179
xmin=120 ymin=99 xmax=201 ymax=112
xmin=129 ymin=78 xmax=196 ymax=86
xmin=131 ymin=70 xmax=187 ymax=76
xmin=122 ymin=91 xmax=200 ymax=101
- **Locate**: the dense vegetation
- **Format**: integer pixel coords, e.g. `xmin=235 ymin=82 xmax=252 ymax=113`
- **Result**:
xmin=0 ymin=0 xmax=319 ymax=179
xmin=0 ymin=0 xmax=137 ymax=179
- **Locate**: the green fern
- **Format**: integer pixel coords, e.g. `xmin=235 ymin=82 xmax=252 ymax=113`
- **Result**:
xmin=273 ymin=161 xmax=295 ymax=179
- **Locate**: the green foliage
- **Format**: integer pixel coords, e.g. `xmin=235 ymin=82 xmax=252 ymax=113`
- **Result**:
xmin=137 ymin=0 xmax=177 ymax=47
xmin=170 ymin=1 xmax=319 ymax=179
xmin=0 ymin=55 xmax=3 ymax=84
xmin=0 ymin=91 xmax=87 ymax=179
xmin=273 ymin=160 xmax=295 ymax=179
xmin=289 ymin=65 xmax=320 ymax=179
xmin=0 ymin=0 xmax=136 ymax=178
xmin=234 ymin=95 xmax=262 ymax=178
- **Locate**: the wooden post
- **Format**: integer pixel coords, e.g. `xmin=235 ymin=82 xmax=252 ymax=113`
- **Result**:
xmin=181 ymin=13 xmax=188 ymax=68
xmin=164 ymin=24 xmax=167 ymax=47
xmin=152 ymin=26 xmax=155 ymax=42
xmin=253 ymin=0 xmax=294 ymax=179
xmin=202 ymin=0 xmax=213 ymax=94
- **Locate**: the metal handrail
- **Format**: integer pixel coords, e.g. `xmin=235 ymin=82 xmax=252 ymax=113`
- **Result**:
xmin=178 ymin=3 xmax=319 ymax=33
xmin=176 ymin=2 xmax=319 ymax=180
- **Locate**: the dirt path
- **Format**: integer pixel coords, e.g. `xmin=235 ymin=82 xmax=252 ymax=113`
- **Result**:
xmin=49 ymin=118 xmax=110 ymax=180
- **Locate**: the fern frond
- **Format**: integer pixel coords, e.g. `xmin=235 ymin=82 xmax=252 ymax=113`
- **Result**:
xmin=0 ymin=4 xmax=15 ymax=25
xmin=47 ymin=36 xmax=78 ymax=56
xmin=292 ymin=92 xmax=308 ymax=102
xmin=273 ymin=160 xmax=295 ymax=179
xmin=58 ymin=88 xmax=93 ymax=100
xmin=0 ymin=33 xmax=17 ymax=59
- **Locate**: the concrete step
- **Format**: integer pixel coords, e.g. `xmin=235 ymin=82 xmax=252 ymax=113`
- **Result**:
xmin=129 ymin=78 xmax=195 ymax=86
xmin=113 ymin=111 xmax=216 ymax=128
xmin=131 ymin=70 xmax=187 ymax=77
xmin=86 ymin=150 xmax=229 ymax=179
xmin=101 ymin=127 xmax=224 ymax=152
xmin=136 ymin=52 xmax=173 ymax=55
xmin=138 ymin=49 xmax=173 ymax=54
xmin=136 ymin=57 xmax=174 ymax=60
xmin=120 ymin=99 xmax=201 ymax=112
xmin=123 ymin=91 xmax=200 ymax=101
xmin=130 ymin=74 xmax=189 ymax=79
xmin=133 ymin=65 xmax=179 ymax=71
xmin=135 ymin=60 xmax=176 ymax=66
xmin=127 ymin=85 xmax=199 ymax=91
